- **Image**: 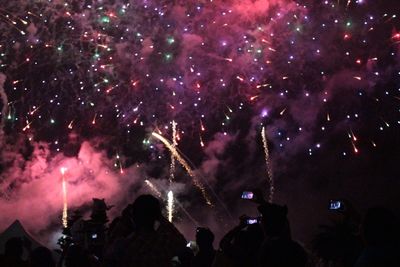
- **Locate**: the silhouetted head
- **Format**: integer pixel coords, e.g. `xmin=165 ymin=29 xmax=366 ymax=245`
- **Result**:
xmin=230 ymin=224 xmax=265 ymax=266
xmin=131 ymin=194 xmax=162 ymax=230
xmin=30 ymin=246 xmax=55 ymax=267
xmin=121 ymin=204 xmax=133 ymax=218
xmin=196 ymin=227 xmax=214 ymax=250
xmin=259 ymin=239 xmax=308 ymax=267
xmin=258 ymin=203 xmax=290 ymax=238
xmin=363 ymin=207 xmax=399 ymax=246
xmin=4 ymin=237 xmax=24 ymax=259
xmin=65 ymin=244 xmax=90 ymax=267
xmin=235 ymin=224 xmax=264 ymax=251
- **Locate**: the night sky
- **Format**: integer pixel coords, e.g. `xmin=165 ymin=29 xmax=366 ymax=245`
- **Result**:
xmin=0 ymin=0 xmax=399 ymax=246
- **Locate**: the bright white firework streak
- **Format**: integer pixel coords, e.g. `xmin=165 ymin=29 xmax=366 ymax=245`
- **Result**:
xmin=167 ymin=191 xmax=174 ymax=222
xmin=151 ymin=132 xmax=212 ymax=205
xmin=168 ymin=121 xmax=177 ymax=222
xmin=144 ymin=179 xmax=162 ymax=198
xmin=261 ymin=127 xmax=274 ymax=202
xmin=144 ymin=180 xmax=198 ymax=224
xmin=60 ymin=167 xmax=68 ymax=228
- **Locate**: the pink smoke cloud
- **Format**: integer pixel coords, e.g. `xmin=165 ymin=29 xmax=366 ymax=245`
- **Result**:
xmin=0 ymin=140 xmax=143 ymax=245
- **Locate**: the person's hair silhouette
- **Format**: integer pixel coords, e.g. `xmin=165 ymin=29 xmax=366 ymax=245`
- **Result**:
xmin=131 ymin=194 xmax=162 ymax=231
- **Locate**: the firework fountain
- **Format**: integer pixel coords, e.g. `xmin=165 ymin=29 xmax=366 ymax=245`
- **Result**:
xmin=60 ymin=167 xmax=68 ymax=229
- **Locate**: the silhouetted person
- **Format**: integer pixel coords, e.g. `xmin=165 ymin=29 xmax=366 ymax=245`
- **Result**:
xmin=258 ymin=203 xmax=291 ymax=239
xmin=107 ymin=204 xmax=134 ymax=243
xmin=64 ymin=244 xmax=89 ymax=267
xmin=216 ymin=216 xmax=264 ymax=267
xmin=64 ymin=244 xmax=100 ymax=267
xmin=103 ymin=204 xmax=135 ymax=267
xmin=355 ymin=207 xmax=400 ymax=267
xmin=0 ymin=237 xmax=28 ymax=267
xmin=131 ymin=194 xmax=162 ymax=231
xmin=193 ymin=227 xmax=216 ymax=267
xmin=257 ymin=203 xmax=307 ymax=267
xmin=312 ymin=213 xmax=363 ymax=267
xmin=30 ymin=246 xmax=55 ymax=267
xmin=118 ymin=194 xmax=187 ymax=267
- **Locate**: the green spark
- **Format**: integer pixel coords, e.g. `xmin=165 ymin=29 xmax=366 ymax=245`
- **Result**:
xmin=166 ymin=36 xmax=175 ymax=45
xmin=165 ymin=53 xmax=173 ymax=61
xmin=101 ymin=16 xmax=110 ymax=23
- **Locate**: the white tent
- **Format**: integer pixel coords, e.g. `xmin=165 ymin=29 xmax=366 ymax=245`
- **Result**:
xmin=0 ymin=220 xmax=44 ymax=256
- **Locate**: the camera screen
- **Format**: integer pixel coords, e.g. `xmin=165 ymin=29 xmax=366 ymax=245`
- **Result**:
xmin=241 ymin=191 xmax=254 ymax=199
xmin=329 ymin=200 xmax=342 ymax=210
xmin=246 ymin=218 xmax=258 ymax=224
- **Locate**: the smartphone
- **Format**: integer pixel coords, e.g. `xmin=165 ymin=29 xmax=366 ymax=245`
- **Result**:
xmin=246 ymin=218 xmax=259 ymax=225
xmin=329 ymin=200 xmax=344 ymax=210
xmin=241 ymin=191 xmax=254 ymax=199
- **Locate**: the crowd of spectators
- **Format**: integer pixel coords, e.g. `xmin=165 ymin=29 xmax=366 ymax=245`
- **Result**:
xmin=0 ymin=192 xmax=398 ymax=267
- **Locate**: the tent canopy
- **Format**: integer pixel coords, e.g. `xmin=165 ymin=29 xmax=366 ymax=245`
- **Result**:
xmin=0 ymin=220 xmax=44 ymax=254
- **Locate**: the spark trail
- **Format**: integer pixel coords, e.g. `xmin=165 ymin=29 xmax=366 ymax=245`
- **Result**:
xmin=151 ymin=132 xmax=212 ymax=206
xmin=0 ymin=73 xmax=7 ymax=142
xmin=170 ymin=121 xmax=177 ymax=184
xmin=261 ymin=127 xmax=274 ymax=202
xmin=144 ymin=179 xmax=162 ymax=198
xmin=168 ymin=121 xmax=177 ymax=222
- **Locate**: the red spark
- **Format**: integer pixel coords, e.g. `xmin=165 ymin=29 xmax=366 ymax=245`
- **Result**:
xmin=131 ymin=80 xmax=140 ymax=87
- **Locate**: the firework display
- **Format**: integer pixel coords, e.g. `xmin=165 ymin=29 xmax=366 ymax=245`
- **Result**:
xmin=0 ymin=0 xmax=399 ymax=242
